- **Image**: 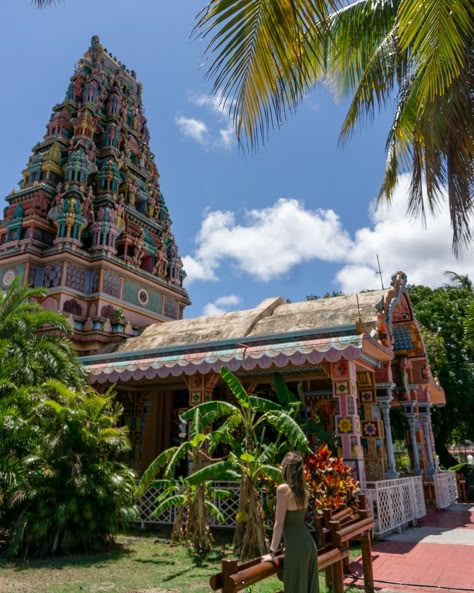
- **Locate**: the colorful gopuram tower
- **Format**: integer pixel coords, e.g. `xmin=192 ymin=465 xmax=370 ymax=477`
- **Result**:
xmin=0 ymin=36 xmax=190 ymax=354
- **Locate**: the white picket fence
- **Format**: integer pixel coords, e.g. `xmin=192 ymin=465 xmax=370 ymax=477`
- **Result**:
xmin=433 ymin=471 xmax=458 ymax=509
xmin=363 ymin=476 xmax=426 ymax=535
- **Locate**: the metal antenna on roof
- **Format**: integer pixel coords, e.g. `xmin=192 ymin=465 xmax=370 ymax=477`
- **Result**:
xmin=376 ymin=254 xmax=385 ymax=289
xmin=355 ymin=293 xmax=362 ymax=319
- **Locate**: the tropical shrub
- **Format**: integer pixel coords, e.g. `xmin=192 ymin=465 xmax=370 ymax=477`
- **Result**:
xmin=305 ymin=444 xmax=359 ymax=512
xmin=1 ymin=381 xmax=138 ymax=557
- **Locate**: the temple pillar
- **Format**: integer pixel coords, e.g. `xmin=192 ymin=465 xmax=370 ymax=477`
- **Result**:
xmin=377 ymin=385 xmax=399 ymax=479
xmin=358 ymin=370 xmax=387 ymax=481
xmin=330 ymin=360 xmax=366 ymax=487
xmin=401 ymin=400 xmax=421 ymax=475
xmin=185 ymin=373 xmax=219 ymax=407
xmin=418 ymin=403 xmax=436 ymax=477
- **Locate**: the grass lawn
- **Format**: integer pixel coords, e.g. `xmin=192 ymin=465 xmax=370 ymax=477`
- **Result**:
xmin=0 ymin=531 xmax=363 ymax=593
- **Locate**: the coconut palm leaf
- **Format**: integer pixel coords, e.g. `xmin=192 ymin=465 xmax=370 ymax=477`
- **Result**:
xmin=195 ymin=0 xmax=336 ymax=147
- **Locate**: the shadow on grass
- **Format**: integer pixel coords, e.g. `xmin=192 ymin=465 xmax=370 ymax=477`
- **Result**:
xmin=0 ymin=542 xmax=134 ymax=573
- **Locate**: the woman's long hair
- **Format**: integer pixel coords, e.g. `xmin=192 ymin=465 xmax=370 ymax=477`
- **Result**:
xmin=281 ymin=451 xmax=306 ymax=509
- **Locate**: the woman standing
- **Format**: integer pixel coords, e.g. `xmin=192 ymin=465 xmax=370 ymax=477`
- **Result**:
xmin=263 ymin=452 xmax=319 ymax=593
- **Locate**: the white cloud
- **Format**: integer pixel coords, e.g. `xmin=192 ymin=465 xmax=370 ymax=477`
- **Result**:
xmin=183 ymin=174 xmax=474 ymax=290
xmin=202 ymin=294 xmax=242 ymax=316
xmin=184 ymin=198 xmax=352 ymax=283
xmin=177 ymin=91 xmax=235 ymax=150
xmin=175 ymin=115 xmax=209 ymax=145
xmin=335 ymin=174 xmax=474 ymax=293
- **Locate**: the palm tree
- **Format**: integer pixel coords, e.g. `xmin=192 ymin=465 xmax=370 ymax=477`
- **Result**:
xmin=194 ymin=0 xmax=473 ymax=255
xmin=443 ymin=271 xmax=473 ymax=291
xmin=0 ymin=277 xmax=85 ymax=389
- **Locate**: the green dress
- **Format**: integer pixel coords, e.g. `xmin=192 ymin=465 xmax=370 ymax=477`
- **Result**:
xmin=283 ymin=509 xmax=319 ymax=593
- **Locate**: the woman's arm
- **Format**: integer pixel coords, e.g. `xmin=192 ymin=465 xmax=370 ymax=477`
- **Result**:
xmin=269 ymin=484 xmax=288 ymax=554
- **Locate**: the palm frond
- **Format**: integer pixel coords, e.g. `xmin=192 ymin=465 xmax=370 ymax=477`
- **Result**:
xmin=195 ymin=0 xmax=336 ymax=148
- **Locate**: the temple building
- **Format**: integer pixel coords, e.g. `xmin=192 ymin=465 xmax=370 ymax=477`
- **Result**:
xmin=82 ymin=272 xmax=457 ymax=532
xmin=0 ymin=35 xmax=457 ymax=531
xmin=0 ymin=36 xmax=189 ymax=354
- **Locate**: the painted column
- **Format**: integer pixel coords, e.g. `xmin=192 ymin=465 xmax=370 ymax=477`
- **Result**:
xmin=419 ymin=403 xmax=436 ymax=477
xmin=377 ymin=386 xmax=399 ymax=479
xmin=401 ymin=401 xmax=421 ymax=475
xmin=330 ymin=359 xmax=366 ymax=487
xmin=185 ymin=373 xmax=219 ymax=407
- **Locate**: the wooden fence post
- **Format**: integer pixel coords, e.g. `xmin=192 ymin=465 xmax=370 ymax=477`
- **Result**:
xmin=222 ymin=559 xmax=238 ymax=593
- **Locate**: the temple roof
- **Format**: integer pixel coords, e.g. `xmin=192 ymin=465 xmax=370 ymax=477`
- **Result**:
xmin=105 ymin=290 xmax=387 ymax=354
xmin=82 ymin=290 xmax=394 ymax=382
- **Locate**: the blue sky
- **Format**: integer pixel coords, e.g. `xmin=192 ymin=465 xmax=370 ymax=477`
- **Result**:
xmin=1 ymin=1 xmax=472 ymax=317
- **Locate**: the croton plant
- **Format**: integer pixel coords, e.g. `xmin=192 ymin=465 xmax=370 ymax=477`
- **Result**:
xmin=305 ymin=444 xmax=359 ymax=512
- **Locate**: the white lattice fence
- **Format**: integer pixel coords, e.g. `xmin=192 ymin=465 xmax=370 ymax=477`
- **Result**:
xmin=364 ymin=476 xmax=426 ymax=535
xmin=433 ymin=471 xmax=458 ymax=509
xmin=137 ymin=485 xmax=176 ymax=527
xmin=208 ymin=481 xmax=241 ymax=528
xmin=137 ymin=480 xmax=316 ymax=530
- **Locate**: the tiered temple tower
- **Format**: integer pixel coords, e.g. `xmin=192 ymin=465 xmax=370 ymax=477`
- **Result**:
xmin=0 ymin=36 xmax=190 ymax=354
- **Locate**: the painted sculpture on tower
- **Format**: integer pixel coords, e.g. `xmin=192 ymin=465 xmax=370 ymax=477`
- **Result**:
xmin=0 ymin=36 xmax=190 ymax=354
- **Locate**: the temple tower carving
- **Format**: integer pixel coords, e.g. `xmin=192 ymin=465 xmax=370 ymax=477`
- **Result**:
xmin=0 ymin=36 xmax=190 ymax=353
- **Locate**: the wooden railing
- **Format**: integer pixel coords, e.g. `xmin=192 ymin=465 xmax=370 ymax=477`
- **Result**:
xmin=210 ymin=493 xmax=374 ymax=593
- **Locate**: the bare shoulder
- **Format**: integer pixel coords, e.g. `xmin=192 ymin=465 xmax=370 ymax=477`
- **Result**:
xmin=276 ymin=483 xmax=291 ymax=496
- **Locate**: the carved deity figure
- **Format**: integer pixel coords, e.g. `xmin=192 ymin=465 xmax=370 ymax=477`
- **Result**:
xmin=128 ymin=178 xmax=137 ymax=206
xmin=132 ymin=229 xmax=145 ymax=267
xmin=114 ymin=193 xmax=126 ymax=232
xmin=33 ymin=190 xmax=48 ymax=213
xmin=153 ymin=243 xmax=168 ymax=278
xmin=83 ymin=186 xmax=95 ymax=223
xmin=147 ymin=193 xmax=156 ymax=218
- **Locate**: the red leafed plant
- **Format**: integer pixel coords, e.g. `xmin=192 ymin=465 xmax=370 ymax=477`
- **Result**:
xmin=304 ymin=444 xmax=359 ymax=512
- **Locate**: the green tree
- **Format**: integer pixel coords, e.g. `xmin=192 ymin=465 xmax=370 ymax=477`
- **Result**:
xmin=194 ymin=0 xmax=473 ymax=253
xmin=0 ymin=381 xmax=137 ymax=557
xmin=0 ymin=277 xmax=85 ymax=389
xmin=409 ymin=281 xmax=474 ymax=467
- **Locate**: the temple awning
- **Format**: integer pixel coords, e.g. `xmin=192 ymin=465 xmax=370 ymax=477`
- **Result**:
xmin=85 ymin=333 xmax=393 ymax=384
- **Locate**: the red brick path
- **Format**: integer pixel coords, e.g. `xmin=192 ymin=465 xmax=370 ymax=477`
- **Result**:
xmin=346 ymin=505 xmax=474 ymax=593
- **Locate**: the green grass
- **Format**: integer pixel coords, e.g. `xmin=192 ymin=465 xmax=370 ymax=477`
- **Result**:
xmin=0 ymin=531 xmax=363 ymax=593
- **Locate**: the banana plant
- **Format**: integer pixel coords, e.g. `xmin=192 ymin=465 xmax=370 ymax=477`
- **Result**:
xmin=182 ymin=366 xmax=310 ymax=560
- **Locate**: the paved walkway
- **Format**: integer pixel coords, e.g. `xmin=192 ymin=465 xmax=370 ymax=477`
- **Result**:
xmin=346 ymin=504 xmax=474 ymax=593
